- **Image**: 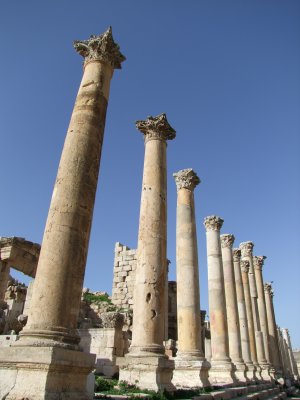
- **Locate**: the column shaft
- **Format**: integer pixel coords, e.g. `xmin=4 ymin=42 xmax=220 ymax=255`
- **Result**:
xmin=21 ymin=29 xmax=125 ymax=347
xmin=175 ymin=170 xmax=203 ymax=358
xmin=264 ymin=283 xmax=281 ymax=375
xmin=233 ymin=249 xmax=255 ymax=379
xmin=253 ymin=257 xmax=271 ymax=365
xmin=130 ymin=114 xmax=175 ymax=356
xmin=0 ymin=261 xmax=10 ymax=304
xmin=204 ymin=216 xmax=234 ymax=385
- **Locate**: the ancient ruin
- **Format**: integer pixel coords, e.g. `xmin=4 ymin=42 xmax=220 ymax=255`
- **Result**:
xmin=0 ymin=26 xmax=299 ymax=400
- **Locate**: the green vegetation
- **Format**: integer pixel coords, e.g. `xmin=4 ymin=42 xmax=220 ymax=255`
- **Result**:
xmin=94 ymin=377 xmax=213 ymax=400
xmin=83 ymin=292 xmax=112 ymax=305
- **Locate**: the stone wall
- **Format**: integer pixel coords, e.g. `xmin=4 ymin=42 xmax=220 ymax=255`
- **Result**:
xmin=112 ymin=242 xmax=137 ymax=309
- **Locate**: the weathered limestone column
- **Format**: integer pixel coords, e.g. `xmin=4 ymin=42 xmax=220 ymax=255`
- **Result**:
xmin=118 ymin=114 xmax=175 ymax=391
xmin=264 ymin=283 xmax=282 ymax=378
xmin=220 ymin=235 xmax=247 ymax=384
xmin=281 ymin=330 xmax=293 ymax=380
xmin=282 ymin=329 xmax=299 ymax=380
xmin=172 ymin=169 xmax=209 ymax=388
xmin=232 ymin=249 xmax=255 ymax=381
xmin=277 ymin=327 xmax=288 ymax=379
xmin=240 ymin=259 xmax=259 ymax=380
xmin=204 ymin=216 xmax=235 ymax=386
xmin=240 ymin=242 xmax=269 ymax=380
xmin=253 ymin=256 xmax=273 ymax=377
xmin=0 ymin=28 xmax=125 ymax=400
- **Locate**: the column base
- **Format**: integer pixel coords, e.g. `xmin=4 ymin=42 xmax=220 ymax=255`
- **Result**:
xmin=172 ymin=358 xmax=210 ymax=388
xmin=253 ymin=363 xmax=263 ymax=381
xmin=245 ymin=362 xmax=256 ymax=382
xmin=233 ymin=361 xmax=248 ymax=384
xmin=128 ymin=344 xmax=165 ymax=357
xmin=260 ymin=363 xmax=272 ymax=381
xmin=208 ymin=360 xmax=236 ymax=387
xmin=117 ymin=355 xmax=175 ymax=392
xmin=0 ymin=345 xmax=95 ymax=400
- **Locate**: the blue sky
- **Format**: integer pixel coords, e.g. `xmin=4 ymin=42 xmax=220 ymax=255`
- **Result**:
xmin=1 ymin=1 xmax=299 ymax=348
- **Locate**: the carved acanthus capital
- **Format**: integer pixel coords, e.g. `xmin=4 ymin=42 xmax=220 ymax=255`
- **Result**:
xmin=136 ymin=113 xmax=176 ymax=143
xmin=74 ymin=27 xmax=126 ymax=69
xmin=101 ymin=312 xmax=124 ymax=329
xmin=264 ymin=282 xmax=274 ymax=297
xmin=233 ymin=248 xmax=241 ymax=262
xmin=173 ymin=169 xmax=200 ymax=191
xmin=253 ymin=255 xmax=267 ymax=271
xmin=204 ymin=215 xmax=224 ymax=232
xmin=239 ymin=241 xmax=254 ymax=258
xmin=220 ymin=234 xmax=235 ymax=248
xmin=240 ymin=260 xmax=250 ymax=273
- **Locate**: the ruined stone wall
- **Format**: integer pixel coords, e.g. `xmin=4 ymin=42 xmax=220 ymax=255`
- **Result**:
xmin=112 ymin=242 xmax=137 ymax=309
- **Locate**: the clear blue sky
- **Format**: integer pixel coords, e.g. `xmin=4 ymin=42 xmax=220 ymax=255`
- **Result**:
xmin=1 ymin=1 xmax=299 ymax=348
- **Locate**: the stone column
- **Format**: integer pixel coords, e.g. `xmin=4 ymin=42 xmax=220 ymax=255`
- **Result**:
xmin=220 ymin=235 xmax=247 ymax=383
xmin=240 ymin=259 xmax=259 ymax=380
xmin=118 ymin=114 xmax=175 ymax=391
xmin=0 ymin=28 xmax=125 ymax=400
xmin=282 ymin=329 xmax=299 ymax=380
xmin=240 ymin=242 xmax=269 ymax=380
xmin=281 ymin=331 xmax=293 ymax=380
xmin=232 ymin=249 xmax=255 ymax=381
xmin=253 ymin=256 xmax=272 ymax=376
xmin=264 ymin=283 xmax=282 ymax=378
xmin=172 ymin=169 xmax=209 ymax=388
xmin=204 ymin=216 xmax=235 ymax=385
xmin=277 ymin=327 xmax=288 ymax=378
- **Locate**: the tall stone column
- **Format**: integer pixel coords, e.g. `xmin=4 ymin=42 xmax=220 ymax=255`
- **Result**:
xmin=0 ymin=27 xmax=125 ymax=400
xmin=172 ymin=169 xmax=209 ymax=388
xmin=240 ymin=242 xmax=269 ymax=380
xmin=264 ymin=283 xmax=282 ymax=378
xmin=232 ymin=249 xmax=255 ymax=381
xmin=119 ymin=113 xmax=175 ymax=391
xmin=204 ymin=216 xmax=235 ymax=386
xmin=282 ymin=329 xmax=299 ymax=380
xmin=220 ymin=235 xmax=247 ymax=383
xmin=277 ymin=327 xmax=288 ymax=378
xmin=240 ymin=259 xmax=259 ymax=380
xmin=253 ymin=256 xmax=272 ymax=376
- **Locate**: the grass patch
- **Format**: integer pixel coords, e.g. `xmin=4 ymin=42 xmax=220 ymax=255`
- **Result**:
xmin=95 ymin=377 xmax=213 ymax=399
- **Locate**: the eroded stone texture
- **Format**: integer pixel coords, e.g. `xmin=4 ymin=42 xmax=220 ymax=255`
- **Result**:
xmin=172 ymin=169 xmax=209 ymax=388
xmin=204 ymin=216 xmax=235 ymax=385
xmin=253 ymin=256 xmax=272 ymax=377
xmin=240 ymin=242 xmax=268 ymax=380
xmin=129 ymin=113 xmax=175 ymax=357
xmin=119 ymin=114 xmax=175 ymax=391
xmin=232 ymin=249 xmax=255 ymax=381
xmin=220 ymin=235 xmax=247 ymax=383
xmin=264 ymin=283 xmax=282 ymax=377
xmin=0 ymin=27 xmax=125 ymax=400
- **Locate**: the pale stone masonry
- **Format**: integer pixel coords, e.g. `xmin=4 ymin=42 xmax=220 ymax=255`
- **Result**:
xmin=172 ymin=169 xmax=209 ymax=388
xmin=220 ymin=234 xmax=247 ymax=383
xmin=119 ymin=114 xmax=175 ymax=391
xmin=240 ymin=242 xmax=269 ymax=380
xmin=253 ymin=256 xmax=272 ymax=376
xmin=0 ymin=27 xmax=125 ymax=400
xmin=264 ymin=283 xmax=282 ymax=377
xmin=232 ymin=249 xmax=255 ymax=381
xmin=112 ymin=243 xmax=137 ymax=309
xmin=204 ymin=215 xmax=235 ymax=385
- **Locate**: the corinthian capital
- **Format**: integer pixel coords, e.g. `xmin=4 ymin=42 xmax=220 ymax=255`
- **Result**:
xmin=264 ymin=282 xmax=274 ymax=297
xmin=173 ymin=169 xmax=200 ymax=191
xmin=239 ymin=241 xmax=254 ymax=258
xmin=136 ymin=113 xmax=176 ymax=143
xmin=240 ymin=260 xmax=250 ymax=273
xmin=232 ymin=248 xmax=241 ymax=262
xmin=253 ymin=255 xmax=267 ymax=270
xmin=220 ymin=234 xmax=235 ymax=248
xmin=204 ymin=215 xmax=224 ymax=232
xmin=74 ymin=27 xmax=126 ymax=69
